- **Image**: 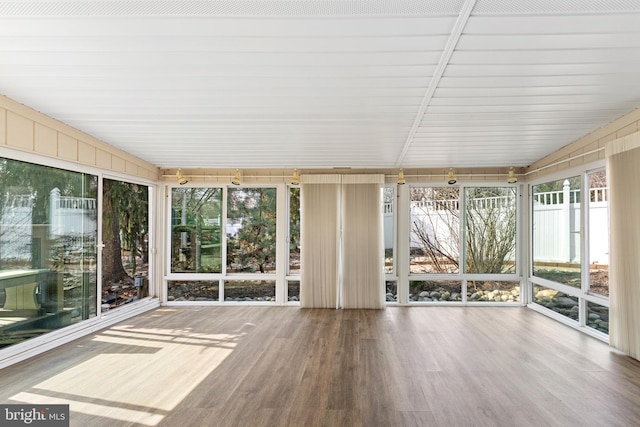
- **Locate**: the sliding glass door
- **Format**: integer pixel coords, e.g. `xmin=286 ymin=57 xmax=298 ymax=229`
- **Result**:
xmin=0 ymin=157 xmax=98 ymax=348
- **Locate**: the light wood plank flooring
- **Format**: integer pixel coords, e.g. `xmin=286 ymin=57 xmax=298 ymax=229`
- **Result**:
xmin=1 ymin=306 xmax=640 ymax=427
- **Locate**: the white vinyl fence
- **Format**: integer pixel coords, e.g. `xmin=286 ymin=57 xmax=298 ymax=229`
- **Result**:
xmin=533 ymin=181 xmax=608 ymax=264
xmin=383 ymin=184 xmax=609 ymax=265
xmin=0 ymin=194 xmax=33 ymax=261
xmin=1 ymin=188 xmax=97 ymax=262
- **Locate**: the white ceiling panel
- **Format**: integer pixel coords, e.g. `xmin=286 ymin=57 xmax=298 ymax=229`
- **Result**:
xmin=0 ymin=35 xmax=448 ymax=53
xmin=464 ymin=14 xmax=640 ymax=33
xmin=0 ymin=51 xmax=443 ymax=67
xmin=1 ymin=0 xmax=640 ymax=170
xmin=0 ymin=17 xmax=457 ymax=37
xmin=450 ymin=49 xmax=640 ymax=66
xmin=0 ymin=0 xmax=466 ymax=17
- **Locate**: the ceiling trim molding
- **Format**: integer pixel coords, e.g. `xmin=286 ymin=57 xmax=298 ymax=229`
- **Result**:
xmin=394 ymin=0 xmax=476 ymax=168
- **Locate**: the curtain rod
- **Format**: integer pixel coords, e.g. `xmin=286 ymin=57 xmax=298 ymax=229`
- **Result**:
xmin=161 ymin=174 xmax=288 ymax=179
xmin=384 ymin=173 xmax=510 ymax=178
xmin=163 ymin=172 xmax=519 ymax=179
xmin=524 ymin=147 xmax=605 ymax=176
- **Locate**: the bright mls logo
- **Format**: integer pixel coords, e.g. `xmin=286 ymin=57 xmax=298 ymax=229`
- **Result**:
xmin=1 ymin=404 xmax=69 ymax=426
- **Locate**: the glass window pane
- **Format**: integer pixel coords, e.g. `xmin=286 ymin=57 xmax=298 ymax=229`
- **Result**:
xmin=167 ymin=280 xmax=219 ymax=302
xmin=227 ymin=188 xmax=277 ymax=273
xmin=410 ymin=187 xmax=460 ymax=274
xmin=224 ymin=280 xmax=275 ymax=302
xmin=287 ymin=280 xmax=300 ymax=302
xmin=171 ymin=188 xmax=222 ymax=273
xmin=383 ymin=187 xmax=394 ymax=274
xmin=588 ymin=171 xmax=609 ymax=297
xmin=0 ymin=158 xmax=97 ymax=348
xmin=410 ymin=280 xmax=462 ymax=302
xmin=289 ymin=187 xmax=300 ymax=275
xmin=464 ymin=187 xmax=517 ymax=274
xmin=533 ymin=285 xmax=579 ymax=321
xmin=532 ymin=177 xmax=581 ymax=287
xmin=587 ymin=301 xmax=609 ymax=334
xmin=467 ymin=280 xmax=520 ymax=302
xmin=385 ymin=280 xmax=397 ymax=302
xmin=102 ymin=179 xmax=149 ymax=311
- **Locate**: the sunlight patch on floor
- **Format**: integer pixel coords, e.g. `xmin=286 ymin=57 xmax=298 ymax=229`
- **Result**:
xmin=10 ymin=392 xmax=164 ymax=426
xmin=9 ymin=326 xmax=243 ymax=425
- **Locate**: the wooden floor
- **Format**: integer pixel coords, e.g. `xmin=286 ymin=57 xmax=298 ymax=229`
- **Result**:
xmin=1 ymin=306 xmax=640 ymax=427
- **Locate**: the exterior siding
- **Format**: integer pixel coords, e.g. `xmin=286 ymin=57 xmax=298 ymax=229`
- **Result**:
xmin=0 ymin=94 xmax=159 ymax=180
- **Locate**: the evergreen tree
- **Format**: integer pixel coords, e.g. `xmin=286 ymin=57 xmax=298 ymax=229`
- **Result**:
xmin=227 ymin=188 xmax=277 ymax=273
xmin=102 ymin=179 xmax=148 ymax=285
xmin=289 ymin=187 xmax=300 ymax=255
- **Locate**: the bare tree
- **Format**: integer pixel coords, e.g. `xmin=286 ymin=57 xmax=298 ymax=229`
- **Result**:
xmin=411 ymin=186 xmax=516 ymax=274
xmin=464 ymin=187 xmax=517 ymax=274
xmin=410 ymin=187 xmax=460 ymax=273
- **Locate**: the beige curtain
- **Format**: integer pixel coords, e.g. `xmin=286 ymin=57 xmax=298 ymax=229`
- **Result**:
xmin=300 ymin=174 xmax=385 ymax=309
xmin=341 ymin=175 xmax=385 ymax=309
xmin=606 ymin=131 xmax=640 ymax=359
xmin=300 ymin=175 xmax=340 ymax=308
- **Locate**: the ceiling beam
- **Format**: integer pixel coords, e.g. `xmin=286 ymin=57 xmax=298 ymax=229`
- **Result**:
xmin=394 ymin=0 xmax=477 ymax=167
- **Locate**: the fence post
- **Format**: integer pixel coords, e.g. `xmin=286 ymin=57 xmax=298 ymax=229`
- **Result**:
xmin=49 ymin=187 xmax=60 ymax=237
xmin=562 ymin=179 xmax=571 ymax=262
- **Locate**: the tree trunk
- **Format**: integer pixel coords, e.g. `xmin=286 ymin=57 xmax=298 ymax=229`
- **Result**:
xmin=102 ymin=181 xmax=130 ymax=285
